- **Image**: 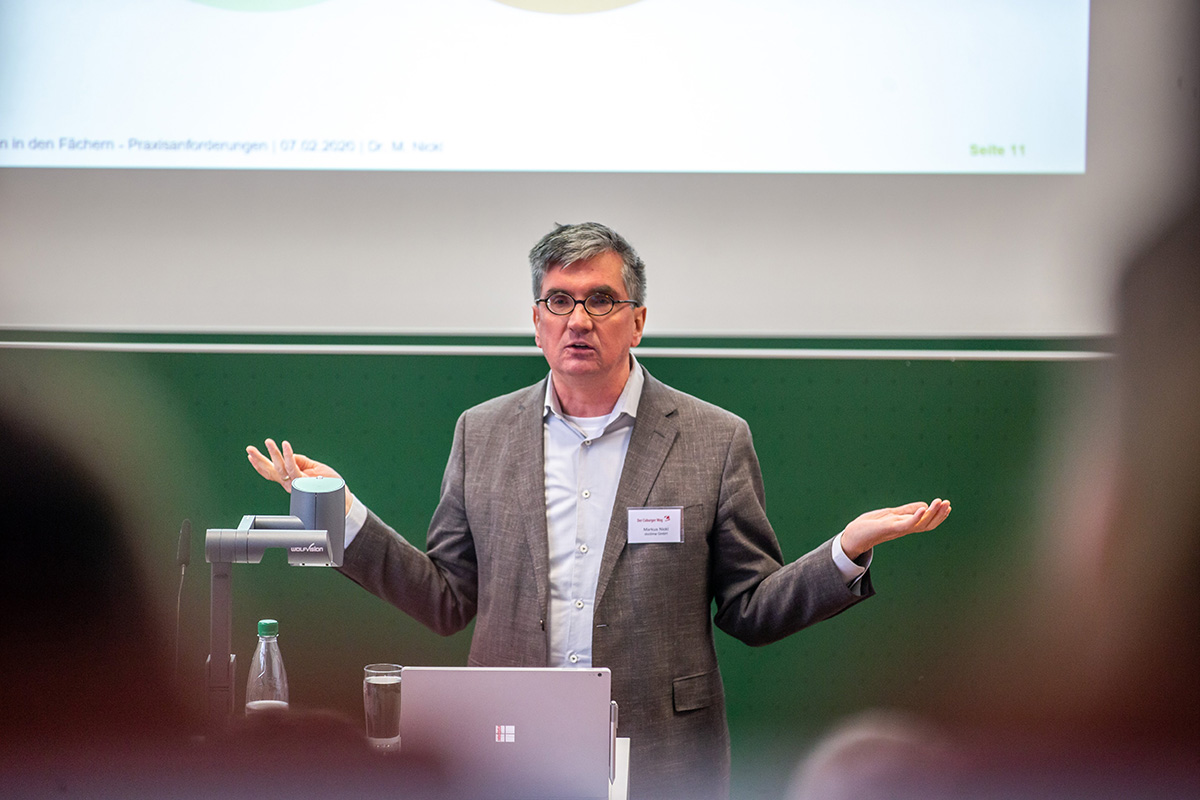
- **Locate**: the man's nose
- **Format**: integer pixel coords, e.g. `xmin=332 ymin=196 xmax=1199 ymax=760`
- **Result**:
xmin=566 ymin=302 xmax=594 ymax=329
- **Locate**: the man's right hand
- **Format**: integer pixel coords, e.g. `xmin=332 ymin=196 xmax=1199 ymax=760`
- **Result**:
xmin=246 ymin=438 xmax=353 ymax=515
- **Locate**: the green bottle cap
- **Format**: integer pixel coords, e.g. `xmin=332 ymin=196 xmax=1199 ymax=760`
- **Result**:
xmin=258 ymin=619 xmax=279 ymax=637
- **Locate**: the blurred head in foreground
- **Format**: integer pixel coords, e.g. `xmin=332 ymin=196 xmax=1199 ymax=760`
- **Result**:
xmin=790 ymin=204 xmax=1200 ymax=799
xmin=1012 ymin=204 xmax=1200 ymax=744
xmin=0 ymin=407 xmax=192 ymax=753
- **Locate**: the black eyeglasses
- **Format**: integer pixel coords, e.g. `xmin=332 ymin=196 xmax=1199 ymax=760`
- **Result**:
xmin=537 ymin=291 xmax=640 ymax=317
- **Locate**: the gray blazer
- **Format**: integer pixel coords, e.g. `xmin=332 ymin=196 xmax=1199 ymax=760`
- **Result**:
xmin=339 ymin=369 xmax=873 ymax=799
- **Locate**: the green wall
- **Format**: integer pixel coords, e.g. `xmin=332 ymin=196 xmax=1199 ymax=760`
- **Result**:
xmin=0 ymin=340 xmax=1103 ymax=797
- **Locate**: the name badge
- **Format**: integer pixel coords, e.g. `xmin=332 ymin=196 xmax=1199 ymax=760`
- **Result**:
xmin=627 ymin=507 xmax=683 ymax=544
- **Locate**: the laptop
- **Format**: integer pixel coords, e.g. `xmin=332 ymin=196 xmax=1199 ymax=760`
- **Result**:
xmin=400 ymin=666 xmax=615 ymax=800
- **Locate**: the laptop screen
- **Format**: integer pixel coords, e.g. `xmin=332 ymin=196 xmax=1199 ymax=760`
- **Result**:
xmin=400 ymin=666 xmax=613 ymax=800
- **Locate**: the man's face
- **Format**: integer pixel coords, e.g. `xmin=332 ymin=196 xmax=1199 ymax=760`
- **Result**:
xmin=532 ymin=250 xmax=646 ymax=388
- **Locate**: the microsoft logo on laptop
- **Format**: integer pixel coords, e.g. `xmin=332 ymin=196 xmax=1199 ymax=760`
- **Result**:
xmin=494 ymin=725 xmax=515 ymax=743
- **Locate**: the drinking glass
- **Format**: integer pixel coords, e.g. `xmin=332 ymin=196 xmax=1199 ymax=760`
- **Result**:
xmin=363 ymin=663 xmax=402 ymax=752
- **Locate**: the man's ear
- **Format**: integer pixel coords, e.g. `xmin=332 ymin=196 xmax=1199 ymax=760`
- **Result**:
xmin=630 ymin=306 xmax=647 ymax=348
xmin=532 ymin=304 xmax=542 ymax=349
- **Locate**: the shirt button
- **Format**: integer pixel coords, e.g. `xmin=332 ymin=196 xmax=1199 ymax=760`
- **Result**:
xmin=574 ymin=599 xmax=585 ymax=609
xmin=569 ymin=653 xmax=579 ymax=664
xmin=578 ymin=544 xmax=589 ymax=554
xmin=581 ymin=489 xmax=591 ymax=499
xmin=583 ymin=439 xmax=592 ymax=446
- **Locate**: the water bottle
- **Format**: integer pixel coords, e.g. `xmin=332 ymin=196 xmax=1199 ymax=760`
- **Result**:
xmin=245 ymin=618 xmax=289 ymax=715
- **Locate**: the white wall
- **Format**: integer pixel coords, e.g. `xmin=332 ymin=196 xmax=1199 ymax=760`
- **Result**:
xmin=0 ymin=0 xmax=1196 ymax=338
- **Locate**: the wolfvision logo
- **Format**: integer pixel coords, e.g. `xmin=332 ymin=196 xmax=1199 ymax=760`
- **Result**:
xmin=289 ymin=543 xmax=325 ymax=553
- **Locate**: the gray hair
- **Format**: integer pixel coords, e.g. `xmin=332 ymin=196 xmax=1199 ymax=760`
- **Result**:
xmin=529 ymin=222 xmax=647 ymax=306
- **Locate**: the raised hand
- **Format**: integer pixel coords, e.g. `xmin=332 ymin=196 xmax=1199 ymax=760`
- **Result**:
xmin=840 ymin=499 xmax=951 ymax=560
xmin=246 ymin=438 xmax=352 ymax=514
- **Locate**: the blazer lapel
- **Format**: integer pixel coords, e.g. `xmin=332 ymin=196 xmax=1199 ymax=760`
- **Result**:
xmin=511 ymin=380 xmax=552 ymax=622
xmin=593 ymin=372 xmax=679 ymax=610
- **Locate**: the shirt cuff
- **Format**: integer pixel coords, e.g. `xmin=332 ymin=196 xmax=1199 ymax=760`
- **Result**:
xmin=832 ymin=530 xmax=872 ymax=592
xmin=344 ymin=493 xmax=368 ymax=549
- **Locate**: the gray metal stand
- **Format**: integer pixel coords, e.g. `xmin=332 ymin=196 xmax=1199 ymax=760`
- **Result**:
xmin=204 ymin=477 xmax=345 ymax=730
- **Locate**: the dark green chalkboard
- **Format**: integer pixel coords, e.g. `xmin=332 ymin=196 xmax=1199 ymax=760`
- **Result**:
xmin=0 ymin=341 xmax=1103 ymax=797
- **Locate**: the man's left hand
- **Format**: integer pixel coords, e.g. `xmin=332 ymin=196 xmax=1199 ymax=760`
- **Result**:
xmin=840 ymin=499 xmax=951 ymax=560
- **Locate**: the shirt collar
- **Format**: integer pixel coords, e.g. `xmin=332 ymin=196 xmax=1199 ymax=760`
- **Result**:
xmin=544 ymin=353 xmax=644 ymax=423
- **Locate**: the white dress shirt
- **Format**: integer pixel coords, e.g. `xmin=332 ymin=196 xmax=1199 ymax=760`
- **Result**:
xmin=542 ymin=357 xmax=645 ymax=668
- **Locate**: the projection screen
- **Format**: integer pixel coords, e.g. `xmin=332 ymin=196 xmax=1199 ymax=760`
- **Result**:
xmin=0 ymin=0 xmax=1196 ymax=337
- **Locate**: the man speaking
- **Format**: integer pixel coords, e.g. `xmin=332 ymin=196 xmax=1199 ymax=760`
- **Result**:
xmin=248 ymin=222 xmax=951 ymax=799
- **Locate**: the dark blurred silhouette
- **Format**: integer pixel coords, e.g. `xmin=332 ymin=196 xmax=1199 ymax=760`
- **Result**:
xmin=0 ymin=409 xmax=192 ymax=751
xmin=789 ymin=204 xmax=1200 ymax=799
xmin=0 ymin=400 xmax=452 ymax=798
